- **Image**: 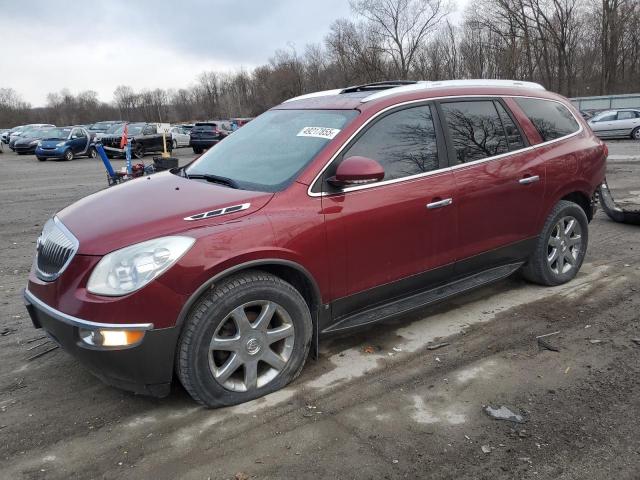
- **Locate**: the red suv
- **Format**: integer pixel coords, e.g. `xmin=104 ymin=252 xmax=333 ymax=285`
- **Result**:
xmin=24 ymin=80 xmax=606 ymax=407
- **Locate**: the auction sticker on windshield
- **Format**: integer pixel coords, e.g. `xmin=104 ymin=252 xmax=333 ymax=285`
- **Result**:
xmin=297 ymin=127 xmax=341 ymax=139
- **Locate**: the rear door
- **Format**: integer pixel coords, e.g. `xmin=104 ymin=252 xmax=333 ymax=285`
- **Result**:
xmin=438 ymin=98 xmax=545 ymax=273
xmin=616 ymin=110 xmax=640 ymax=136
xmin=320 ymin=103 xmax=458 ymax=316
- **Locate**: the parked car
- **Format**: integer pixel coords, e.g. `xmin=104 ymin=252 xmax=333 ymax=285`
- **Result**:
xmin=24 ymin=79 xmax=606 ymax=407
xmin=169 ymin=126 xmax=190 ymax=148
xmin=35 ymin=126 xmax=95 ymax=161
xmin=2 ymin=126 xmax=21 ymax=144
xmin=90 ymin=121 xmax=125 ymax=143
xmin=12 ymin=127 xmax=57 ymax=154
xmin=587 ymin=109 xmax=640 ymax=139
xmin=9 ymin=124 xmax=55 ymax=144
xmin=99 ymin=122 xmax=172 ymax=158
xmin=189 ymin=122 xmax=228 ymax=153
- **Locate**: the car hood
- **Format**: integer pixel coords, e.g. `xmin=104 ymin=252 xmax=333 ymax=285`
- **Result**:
xmin=14 ymin=137 xmax=40 ymax=146
xmin=57 ymin=171 xmax=274 ymax=255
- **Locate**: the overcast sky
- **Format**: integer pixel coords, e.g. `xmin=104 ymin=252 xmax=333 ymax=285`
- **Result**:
xmin=2 ymin=0 xmax=469 ymax=107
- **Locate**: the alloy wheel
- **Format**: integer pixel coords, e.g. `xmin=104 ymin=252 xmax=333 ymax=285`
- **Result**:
xmin=547 ymin=215 xmax=582 ymax=275
xmin=209 ymin=300 xmax=295 ymax=392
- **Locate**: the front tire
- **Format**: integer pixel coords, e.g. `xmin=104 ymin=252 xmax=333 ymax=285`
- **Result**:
xmin=37 ymin=157 xmax=46 ymax=162
xmin=176 ymin=271 xmax=313 ymax=408
xmin=522 ymin=200 xmax=589 ymax=286
xmin=64 ymin=149 xmax=74 ymax=161
xmin=132 ymin=143 xmax=144 ymax=159
xmin=192 ymin=146 xmax=203 ymax=154
xmin=172 ymin=139 xmax=178 ymax=150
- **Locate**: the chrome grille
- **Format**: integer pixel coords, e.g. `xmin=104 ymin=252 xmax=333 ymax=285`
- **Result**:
xmin=36 ymin=217 xmax=79 ymax=281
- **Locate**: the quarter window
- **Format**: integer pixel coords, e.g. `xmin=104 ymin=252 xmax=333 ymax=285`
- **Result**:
xmin=514 ymin=98 xmax=579 ymax=141
xmin=440 ymin=100 xmax=509 ymax=163
xmin=342 ymin=105 xmax=439 ymax=181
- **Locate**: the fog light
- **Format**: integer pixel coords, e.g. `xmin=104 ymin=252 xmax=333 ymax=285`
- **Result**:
xmin=79 ymin=328 xmax=145 ymax=347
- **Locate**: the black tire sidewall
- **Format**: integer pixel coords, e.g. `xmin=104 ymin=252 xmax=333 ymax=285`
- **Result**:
xmin=180 ymin=276 xmax=312 ymax=407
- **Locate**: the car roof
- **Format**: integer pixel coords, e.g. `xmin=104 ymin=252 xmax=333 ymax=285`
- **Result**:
xmin=275 ymin=79 xmax=565 ymax=112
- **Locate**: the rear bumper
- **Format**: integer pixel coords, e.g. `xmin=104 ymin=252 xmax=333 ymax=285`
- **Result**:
xmin=190 ymin=139 xmax=219 ymax=148
xmin=24 ymin=288 xmax=179 ymax=397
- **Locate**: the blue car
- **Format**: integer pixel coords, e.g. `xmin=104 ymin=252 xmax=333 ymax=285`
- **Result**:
xmin=35 ymin=126 xmax=96 ymax=161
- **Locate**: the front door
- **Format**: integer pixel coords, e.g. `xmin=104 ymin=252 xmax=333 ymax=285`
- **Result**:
xmin=320 ymin=104 xmax=458 ymax=317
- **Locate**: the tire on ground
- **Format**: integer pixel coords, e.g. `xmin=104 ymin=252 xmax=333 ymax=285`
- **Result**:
xmin=522 ymin=200 xmax=589 ymax=286
xmin=176 ymin=270 xmax=313 ymax=408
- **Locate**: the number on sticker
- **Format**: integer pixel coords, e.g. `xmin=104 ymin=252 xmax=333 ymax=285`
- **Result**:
xmin=297 ymin=127 xmax=341 ymax=139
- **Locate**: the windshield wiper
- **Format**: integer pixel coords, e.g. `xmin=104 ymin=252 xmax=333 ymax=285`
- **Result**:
xmin=186 ymin=173 xmax=239 ymax=189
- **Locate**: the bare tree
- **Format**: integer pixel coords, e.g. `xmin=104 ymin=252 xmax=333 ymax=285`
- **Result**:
xmin=350 ymin=0 xmax=450 ymax=77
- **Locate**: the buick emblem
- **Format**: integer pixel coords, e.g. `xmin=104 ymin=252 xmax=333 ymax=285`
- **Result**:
xmin=246 ymin=338 xmax=261 ymax=355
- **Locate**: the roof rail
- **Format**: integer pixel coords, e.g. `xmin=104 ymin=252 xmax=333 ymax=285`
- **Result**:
xmin=361 ymin=79 xmax=546 ymax=102
xmin=283 ymin=89 xmax=344 ymax=103
xmin=341 ymin=80 xmax=418 ymax=94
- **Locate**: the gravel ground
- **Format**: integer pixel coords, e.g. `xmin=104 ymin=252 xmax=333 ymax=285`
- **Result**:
xmin=0 ymin=141 xmax=639 ymax=480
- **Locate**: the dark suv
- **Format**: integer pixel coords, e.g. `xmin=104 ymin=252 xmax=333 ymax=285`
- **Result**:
xmin=24 ymin=80 xmax=606 ymax=407
xmin=189 ymin=122 xmax=228 ymax=153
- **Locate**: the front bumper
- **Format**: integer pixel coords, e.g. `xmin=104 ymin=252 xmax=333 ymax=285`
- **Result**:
xmin=24 ymin=288 xmax=179 ymax=397
xmin=36 ymin=147 xmax=66 ymax=159
xmin=14 ymin=145 xmax=38 ymax=154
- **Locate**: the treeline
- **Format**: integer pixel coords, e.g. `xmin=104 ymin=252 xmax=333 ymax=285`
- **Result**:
xmin=1 ymin=0 xmax=639 ymax=127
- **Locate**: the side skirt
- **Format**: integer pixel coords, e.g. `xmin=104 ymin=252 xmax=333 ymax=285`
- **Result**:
xmin=322 ymin=262 xmax=523 ymax=334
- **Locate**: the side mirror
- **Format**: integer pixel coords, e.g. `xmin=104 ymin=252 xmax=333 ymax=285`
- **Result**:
xmin=328 ymin=156 xmax=385 ymax=188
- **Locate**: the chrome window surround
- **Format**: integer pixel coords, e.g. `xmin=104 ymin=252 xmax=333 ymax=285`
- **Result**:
xmin=184 ymin=203 xmax=251 ymax=221
xmin=35 ymin=216 xmax=80 ymax=281
xmin=24 ymin=288 xmax=154 ymax=331
xmin=307 ymin=95 xmax=583 ymax=197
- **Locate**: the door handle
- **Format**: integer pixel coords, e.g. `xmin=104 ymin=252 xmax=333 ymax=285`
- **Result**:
xmin=519 ymin=175 xmax=540 ymax=185
xmin=426 ymin=198 xmax=453 ymax=209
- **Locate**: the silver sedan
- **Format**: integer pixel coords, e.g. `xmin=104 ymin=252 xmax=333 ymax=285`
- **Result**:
xmin=588 ymin=109 xmax=640 ymax=139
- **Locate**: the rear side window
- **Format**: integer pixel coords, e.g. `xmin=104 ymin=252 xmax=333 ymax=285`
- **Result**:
xmin=495 ymin=102 xmax=526 ymax=150
xmin=342 ymin=105 xmax=439 ymax=181
xmin=514 ymin=98 xmax=579 ymax=141
xmin=617 ymin=111 xmax=636 ymax=120
xmin=440 ymin=100 xmax=509 ymax=163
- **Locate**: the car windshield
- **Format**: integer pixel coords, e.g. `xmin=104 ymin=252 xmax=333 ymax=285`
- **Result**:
xmin=113 ymin=124 xmax=144 ymax=135
xmin=43 ymin=128 xmax=72 ymax=139
xmin=185 ymin=109 xmax=358 ymax=192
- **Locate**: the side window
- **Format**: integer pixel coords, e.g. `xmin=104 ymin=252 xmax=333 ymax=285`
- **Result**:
xmin=76 ymin=129 xmax=87 ymax=138
xmin=341 ymin=105 xmax=439 ymax=181
xmin=494 ymin=101 xmax=526 ymax=151
xmin=514 ymin=98 xmax=580 ymax=141
xmin=596 ymin=113 xmax=616 ymax=122
xmin=617 ymin=111 xmax=635 ymax=120
xmin=440 ymin=100 xmax=509 ymax=163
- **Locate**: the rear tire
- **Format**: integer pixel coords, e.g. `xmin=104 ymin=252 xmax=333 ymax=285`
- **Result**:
xmin=522 ymin=200 xmax=589 ymax=286
xmin=192 ymin=146 xmax=203 ymax=154
xmin=87 ymin=146 xmax=97 ymax=158
xmin=176 ymin=271 xmax=313 ymax=408
xmin=632 ymin=127 xmax=640 ymax=140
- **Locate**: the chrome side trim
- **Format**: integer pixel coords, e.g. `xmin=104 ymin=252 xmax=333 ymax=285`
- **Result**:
xmin=24 ymin=288 xmax=154 ymax=331
xmin=307 ymin=94 xmax=583 ymax=197
xmin=184 ymin=203 xmax=251 ymax=221
xmin=519 ymin=175 xmax=540 ymax=185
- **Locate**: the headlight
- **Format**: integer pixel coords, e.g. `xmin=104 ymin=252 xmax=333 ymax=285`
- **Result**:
xmin=56 ymin=141 xmax=65 ymax=147
xmin=87 ymin=236 xmax=195 ymax=296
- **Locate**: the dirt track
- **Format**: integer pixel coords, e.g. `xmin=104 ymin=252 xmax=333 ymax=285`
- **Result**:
xmin=1 ymin=143 xmax=639 ymax=479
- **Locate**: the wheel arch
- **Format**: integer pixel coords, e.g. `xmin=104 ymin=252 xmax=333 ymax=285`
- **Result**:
xmin=561 ymin=191 xmax=593 ymax=221
xmin=175 ymin=259 xmax=323 ymax=331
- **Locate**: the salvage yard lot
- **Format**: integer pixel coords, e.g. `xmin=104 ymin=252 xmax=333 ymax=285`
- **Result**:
xmin=1 ymin=143 xmax=639 ymax=479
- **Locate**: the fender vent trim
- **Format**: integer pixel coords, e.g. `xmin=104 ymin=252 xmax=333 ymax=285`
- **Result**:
xmin=184 ymin=203 xmax=251 ymax=221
